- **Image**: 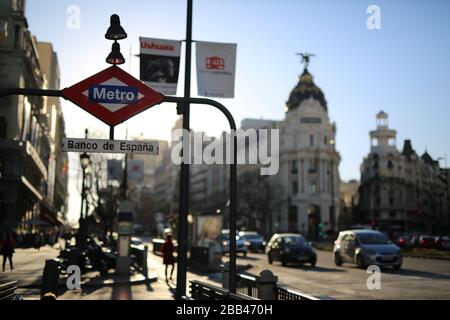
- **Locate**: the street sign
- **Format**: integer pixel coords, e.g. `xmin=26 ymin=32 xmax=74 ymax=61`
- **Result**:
xmin=62 ymin=66 xmax=165 ymax=126
xmin=62 ymin=137 xmax=159 ymax=154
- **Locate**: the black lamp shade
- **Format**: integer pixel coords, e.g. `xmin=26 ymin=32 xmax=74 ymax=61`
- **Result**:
xmin=106 ymin=41 xmax=125 ymax=65
xmin=105 ymin=14 xmax=127 ymax=40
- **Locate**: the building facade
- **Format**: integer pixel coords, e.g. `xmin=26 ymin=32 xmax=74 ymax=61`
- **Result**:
xmin=277 ymin=66 xmax=341 ymax=238
xmin=358 ymin=111 xmax=449 ymax=234
xmin=0 ymin=0 xmax=66 ymax=232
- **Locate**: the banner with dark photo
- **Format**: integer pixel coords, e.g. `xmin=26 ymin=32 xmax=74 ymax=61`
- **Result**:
xmin=139 ymin=37 xmax=181 ymax=95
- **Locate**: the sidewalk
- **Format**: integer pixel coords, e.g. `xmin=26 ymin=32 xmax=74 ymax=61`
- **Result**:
xmin=1 ymin=245 xmax=246 ymax=300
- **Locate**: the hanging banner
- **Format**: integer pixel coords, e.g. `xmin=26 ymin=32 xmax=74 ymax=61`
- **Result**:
xmin=196 ymin=41 xmax=237 ymax=98
xmin=139 ymin=37 xmax=181 ymax=95
xmin=127 ymin=159 xmax=145 ymax=183
xmin=107 ymin=159 xmax=123 ymax=181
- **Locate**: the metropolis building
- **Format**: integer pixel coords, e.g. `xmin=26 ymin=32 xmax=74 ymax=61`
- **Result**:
xmin=277 ymin=65 xmax=341 ymax=237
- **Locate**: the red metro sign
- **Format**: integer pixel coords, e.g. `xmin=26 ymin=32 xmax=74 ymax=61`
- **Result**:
xmin=62 ymin=66 xmax=165 ymax=126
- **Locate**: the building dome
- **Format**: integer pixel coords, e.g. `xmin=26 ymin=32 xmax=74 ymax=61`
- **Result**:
xmin=286 ymin=67 xmax=327 ymax=111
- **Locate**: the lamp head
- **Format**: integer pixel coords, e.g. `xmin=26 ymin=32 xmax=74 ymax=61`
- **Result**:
xmin=105 ymin=14 xmax=127 ymax=40
xmin=80 ymin=152 xmax=90 ymax=169
xmin=106 ymin=41 xmax=125 ymax=65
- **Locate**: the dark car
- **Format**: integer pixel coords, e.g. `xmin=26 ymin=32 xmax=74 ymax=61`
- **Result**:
xmin=394 ymin=234 xmax=411 ymax=248
xmin=239 ymin=231 xmax=266 ymax=253
xmin=411 ymin=235 xmax=435 ymax=248
xmin=333 ymin=230 xmax=402 ymax=270
xmin=265 ymin=233 xmax=317 ymax=267
xmin=434 ymin=236 xmax=450 ymax=251
xmin=219 ymin=230 xmax=248 ymax=257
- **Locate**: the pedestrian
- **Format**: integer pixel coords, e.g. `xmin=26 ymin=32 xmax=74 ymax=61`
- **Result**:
xmin=1 ymin=232 xmax=16 ymax=272
xmin=160 ymin=233 xmax=176 ymax=283
xmin=34 ymin=232 xmax=43 ymax=251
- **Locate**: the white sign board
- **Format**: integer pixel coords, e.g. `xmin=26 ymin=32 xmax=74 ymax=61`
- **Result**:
xmin=62 ymin=138 xmax=159 ymax=155
xmin=196 ymin=41 xmax=237 ymax=98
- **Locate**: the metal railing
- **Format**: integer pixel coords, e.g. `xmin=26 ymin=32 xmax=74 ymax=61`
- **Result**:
xmin=276 ymin=286 xmax=319 ymax=300
xmin=0 ymin=281 xmax=19 ymax=301
xmin=190 ymin=280 xmax=258 ymax=300
xmin=190 ymin=271 xmax=319 ymax=300
xmin=236 ymin=273 xmax=258 ymax=298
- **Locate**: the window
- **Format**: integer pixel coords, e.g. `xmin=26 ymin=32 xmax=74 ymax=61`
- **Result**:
xmin=324 ymin=136 xmax=328 ymax=145
xmin=375 ymin=197 xmax=381 ymax=206
xmin=291 ymin=160 xmax=298 ymax=174
xmin=292 ymin=180 xmax=298 ymax=194
xmin=371 ymin=138 xmax=378 ymax=147
xmin=309 ymin=134 xmax=314 ymax=147
xmin=388 ymin=161 xmax=394 ymax=170
xmin=14 ymin=25 xmax=20 ymax=49
xmin=389 ymin=210 xmax=396 ymax=218
xmin=0 ymin=117 xmax=6 ymax=138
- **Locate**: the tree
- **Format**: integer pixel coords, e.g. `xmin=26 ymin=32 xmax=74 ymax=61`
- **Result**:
xmin=237 ymin=168 xmax=283 ymax=239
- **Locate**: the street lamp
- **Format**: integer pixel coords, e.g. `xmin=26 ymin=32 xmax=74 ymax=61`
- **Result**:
xmin=106 ymin=41 xmax=126 ymax=65
xmin=78 ymin=131 xmax=90 ymax=250
xmin=80 ymin=152 xmax=90 ymax=170
xmin=105 ymin=14 xmax=127 ymax=40
xmin=105 ymin=14 xmax=127 ymax=66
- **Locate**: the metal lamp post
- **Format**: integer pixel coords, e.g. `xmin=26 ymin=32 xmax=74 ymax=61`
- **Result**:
xmin=78 ymin=129 xmax=90 ymax=250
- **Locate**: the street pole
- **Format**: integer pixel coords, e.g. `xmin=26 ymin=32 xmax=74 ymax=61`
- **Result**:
xmin=176 ymin=0 xmax=193 ymax=300
xmin=79 ymin=129 xmax=88 ymax=251
xmin=79 ymin=162 xmax=85 ymax=250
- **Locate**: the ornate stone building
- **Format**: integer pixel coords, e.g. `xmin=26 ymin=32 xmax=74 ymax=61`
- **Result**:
xmin=0 ymin=0 xmax=67 ymax=232
xmin=358 ymin=111 xmax=449 ymax=234
xmin=277 ymin=65 xmax=341 ymax=238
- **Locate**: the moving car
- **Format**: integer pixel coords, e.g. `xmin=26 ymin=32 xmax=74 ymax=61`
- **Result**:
xmin=265 ymin=233 xmax=317 ymax=267
xmin=334 ymin=230 xmax=402 ymax=270
xmin=219 ymin=230 xmax=248 ymax=257
xmin=239 ymin=231 xmax=266 ymax=253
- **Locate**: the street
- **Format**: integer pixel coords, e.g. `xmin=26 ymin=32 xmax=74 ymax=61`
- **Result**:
xmin=3 ymin=244 xmax=449 ymax=300
xmin=235 ymin=250 xmax=450 ymax=300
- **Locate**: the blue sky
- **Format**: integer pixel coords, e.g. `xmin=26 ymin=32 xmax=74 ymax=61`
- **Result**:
xmin=26 ymin=0 xmax=450 ymax=222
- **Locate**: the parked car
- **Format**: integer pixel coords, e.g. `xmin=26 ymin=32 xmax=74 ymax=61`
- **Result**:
xmin=434 ymin=236 xmax=450 ymax=251
xmin=219 ymin=230 xmax=247 ymax=257
xmin=239 ymin=231 xmax=266 ymax=253
xmin=394 ymin=234 xmax=412 ymax=248
xmin=411 ymin=235 xmax=435 ymax=249
xmin=130 ymin=237 xmax=144 ymax=246
xmin=265 ymin=233 xmax=317 ymax=267
xmin=333 ymin=230 xmax=402 ymax=270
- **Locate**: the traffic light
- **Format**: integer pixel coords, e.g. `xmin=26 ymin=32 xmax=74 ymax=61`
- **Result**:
xmin=318 ymin=222 xmax=325 ymax=238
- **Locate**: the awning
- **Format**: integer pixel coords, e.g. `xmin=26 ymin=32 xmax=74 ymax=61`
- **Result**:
xmin=22 ymin=219 xmax=50 ymax=226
